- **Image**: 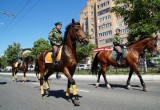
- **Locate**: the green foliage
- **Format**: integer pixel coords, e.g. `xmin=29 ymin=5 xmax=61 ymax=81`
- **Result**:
xmin=4 ymin=42 xmax=21 ymax=64
xmin=32 ymin=38 xmax=51 ymax=58
xmin=76 ymin=43 xmax=96 ymax=63
xmin=0 ymin=55 xmax=7 ymax=68
xmin=111 ymin=0 xmax=160 ymax=42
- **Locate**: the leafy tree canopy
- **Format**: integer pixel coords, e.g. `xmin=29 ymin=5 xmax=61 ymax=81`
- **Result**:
xmin=111 ymin=0 xmax=160 ymax=42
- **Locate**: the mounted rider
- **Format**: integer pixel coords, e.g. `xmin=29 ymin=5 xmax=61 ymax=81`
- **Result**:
xmin=48 ymin=22 xmax=63 ymax=68
xmin=112 ymin=28 xmax=123 ymax=65
xmin=16 ymin=50 xmax=23 ymax=67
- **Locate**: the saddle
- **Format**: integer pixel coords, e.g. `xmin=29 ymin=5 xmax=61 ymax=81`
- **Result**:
xmin=45 ymin=46 xmax=63 ymax=63
xmin=111 ymin=47 xmax=127 ymax=64
xmin=14 ymin=62 xmax=22 ymax=68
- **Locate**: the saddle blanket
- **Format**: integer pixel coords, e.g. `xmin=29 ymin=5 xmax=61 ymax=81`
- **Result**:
xmin=111 ymin=49 xmax=127 ymax=60
xmin=14 ymin=62 xmax=22 ymax=67
xmin=45 ymin=46 xmax=62 ymax=63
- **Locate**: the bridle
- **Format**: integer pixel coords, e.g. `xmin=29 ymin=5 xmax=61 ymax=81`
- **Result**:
xmin=71 ymin=24 xmax=87 ymax=44
xmin=147 ymin=39 xmax=157 ymax=56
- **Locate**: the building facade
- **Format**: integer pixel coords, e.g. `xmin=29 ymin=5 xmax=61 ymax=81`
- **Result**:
xmin=80 ymin=0 xmax=128 ymax=48
xmin=80 ymin=0 xmax=160 ymax=50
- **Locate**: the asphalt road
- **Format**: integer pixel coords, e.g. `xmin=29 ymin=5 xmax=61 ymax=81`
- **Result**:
xmin=0 ymin=74 xmax=160 ymax=110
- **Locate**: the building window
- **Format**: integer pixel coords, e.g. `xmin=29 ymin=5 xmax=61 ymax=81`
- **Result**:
xmin=98 ymin=8 xmax=110 ymax=16
xmin=106 ymin=38 xmax=112 ymax=43
xmin=90 ymin=5 xmax=93 ymax=9
xmin=99 ymin=22 xmax=112 ymax=30
xmin=99 ymin=39 xmax=106 ymax=44
xmin=90 ymin=11 xmax=93 ymax=15
xmin=118 ymin=21 xmax=125 ymax=27
xmin=98 ymin=15 xmax=111 ymax=23
xmin=97 ymin=1 xmax=110 ymax=9
xmin=99 ymin=30 xmax=112 ymax=37
xmin=91 ymin=18 xmax=94 ymax=22
xmin=84 ymin=12 xmax=88 ymax=16
xmin=120 ymin=28 xmax=129 ymax=34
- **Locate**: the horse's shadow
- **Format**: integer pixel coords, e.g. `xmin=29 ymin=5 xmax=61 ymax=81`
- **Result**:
xmin=0 ymin=82 xmax=7 ymax=85
xmin=48 ymin=89 xmax=82 ymax=101
xmin=89 ymin=83 xmax=141 ymax=90
xmin=17 ymin=80 xmax=37 ymax=83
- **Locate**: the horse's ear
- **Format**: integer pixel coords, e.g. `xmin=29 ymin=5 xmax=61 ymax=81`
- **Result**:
xmin=154 ymin=35 xmax=158 ymax=41
xmin=72 ymin=18 xmax=75 ymax=24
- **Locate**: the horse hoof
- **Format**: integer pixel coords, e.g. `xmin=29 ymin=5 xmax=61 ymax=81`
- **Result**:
xmin=42 ymin=95 xmax=46 ymax=99
xmin=143 ymin=88 xmax=148 ymax=92
xmin=107 ymin=84 xmax=111 ymax=89
xmin=45 ymin=90 xmax=50 ymax=97
xmin=127 ymin=85 xmax=132 ymax=90
xmin=74 ymin=99 xmax=80 ymax=106
xmin=96 ymin=83 xmax=99 ymax=88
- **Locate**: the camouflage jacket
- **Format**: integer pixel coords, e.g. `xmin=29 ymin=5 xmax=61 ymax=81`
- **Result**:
xmin=112 ymin=34 xmax=123 ymax=46
xmin=48 ymin=28 xmax=63 ymax=46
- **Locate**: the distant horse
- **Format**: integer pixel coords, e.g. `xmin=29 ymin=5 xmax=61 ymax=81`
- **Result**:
xmin=37 ymin=19 xmax=89 ymax=106
xmin=34 ymin=59 xmax=39 ymax=80
xmin=12 ymin=56 xmax=34 ymax=82
xmin=91 ymin=37 xmax=157 ymax=91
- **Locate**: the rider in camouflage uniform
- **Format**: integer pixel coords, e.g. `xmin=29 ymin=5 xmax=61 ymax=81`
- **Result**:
xmin=112 ymin=28 xmax=123 ymax=65
xmin=48 ymin=22 xmax=63 ymax=68
xmin=16 ymin=51 xmax=23 ymax=67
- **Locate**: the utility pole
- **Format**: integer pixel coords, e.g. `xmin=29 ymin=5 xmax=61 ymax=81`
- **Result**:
xmin=0 ymin=11 xmax=16 ymax=17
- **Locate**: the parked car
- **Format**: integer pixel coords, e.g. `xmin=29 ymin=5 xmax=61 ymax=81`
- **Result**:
xmin=76 ymin=64 xmax=91 ymax=70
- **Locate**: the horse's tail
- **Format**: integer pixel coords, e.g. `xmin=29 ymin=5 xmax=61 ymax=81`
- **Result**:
xmin=34 ymin=59 xmax=39 ymax=73
xmin=91 ymin=52 xmax=100 ymax=75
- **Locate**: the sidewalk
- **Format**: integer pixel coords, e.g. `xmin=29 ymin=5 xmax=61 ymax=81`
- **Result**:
xmin=0 ymin=72 xmax=160 ymax=81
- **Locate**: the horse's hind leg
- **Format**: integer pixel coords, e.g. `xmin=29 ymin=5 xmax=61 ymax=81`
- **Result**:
xmin=126 ymin=68 xmax=133 ymax=90
xmin=22 ymin=71 xmax=27 ymax=82
xmin=12 ymin=69 xmax=15 ymax=81
xmin=39 ymin=67 xmax=45 ymax=99
xmin=101 ymin=64 xmax=111 ymax=89
xmin=96 ymin=71 xmax=101 ymax=88
xmin=131 ymin=65 xmax=148 ymax=92
xmin=14 ymin=69 xmax=18 ymax=82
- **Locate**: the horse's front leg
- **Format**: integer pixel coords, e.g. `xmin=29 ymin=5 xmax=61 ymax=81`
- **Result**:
xmin=66 ymin=79 xmax=71 ymax=102
xmin=63 ymin=67 xmax=80 ymax=106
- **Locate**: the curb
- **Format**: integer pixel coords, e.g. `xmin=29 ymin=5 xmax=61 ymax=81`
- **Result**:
xmin=0 ymin=72 xmax=160 ymax=81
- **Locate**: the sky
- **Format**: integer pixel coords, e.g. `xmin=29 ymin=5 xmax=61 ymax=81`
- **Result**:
xmin=0 ymin=0 xmax=87 ymax=56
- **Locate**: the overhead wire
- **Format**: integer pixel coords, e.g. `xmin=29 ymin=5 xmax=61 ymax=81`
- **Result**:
xmin=4 ymin=0 xmax=41 ymax=34
xmin=0 ymin=0 xmax=31 ymax=35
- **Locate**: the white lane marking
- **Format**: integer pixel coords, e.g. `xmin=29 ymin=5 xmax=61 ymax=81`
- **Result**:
xmin=76 ymin=89 xmax=90 ymax=93
xmin=32 ymin=82 xmax=39 ymax=85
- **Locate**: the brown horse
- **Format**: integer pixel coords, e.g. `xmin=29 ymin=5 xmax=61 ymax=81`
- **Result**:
xmin=12 ymin=56 xmax=34 ymax=82
xmin=37 ymin=19 xmax=89 ymax=106
xmin=91 ymin=37 xmax=157 ymax=91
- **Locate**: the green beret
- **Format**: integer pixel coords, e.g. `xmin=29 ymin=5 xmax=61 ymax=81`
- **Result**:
xmin=116 ymin=28 xmax=121 ymax=31
xmin=55 ymin=22 xmax=62 ymax=26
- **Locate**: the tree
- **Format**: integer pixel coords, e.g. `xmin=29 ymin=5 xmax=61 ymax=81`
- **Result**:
xmin=32 ymin=38 xmax=51 ymax=58
xmin=0 ymin=55 xmax=7 ymax=68
xmin=76 ymin=43 xmax=96 ymax=63
xmin=111 ymin=0 xmax=160 ymax=42
xmin=4 ymin=42 xmax=21 ymax=65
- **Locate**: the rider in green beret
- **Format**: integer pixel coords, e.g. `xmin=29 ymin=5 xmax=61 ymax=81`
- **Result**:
xmin=112 ymin=28 xmax=123 ymax=65
xmin=48 ymin=22 xmax=63 ymax=69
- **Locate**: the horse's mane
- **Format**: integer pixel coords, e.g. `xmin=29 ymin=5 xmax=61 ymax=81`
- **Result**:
xmin=127 ymin=36 xmax=150 ymax=46
xmin=63 ymin=22 xmax=80 ymax=42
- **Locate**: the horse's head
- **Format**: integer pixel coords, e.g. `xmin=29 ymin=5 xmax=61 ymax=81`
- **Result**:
xmin=24 ymin=56 xmax=34 ymax=67
xmin=146 ymin=36 xmax=158 ymax=56
xmin=70 ymin=19 xmax=89 ymax=45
